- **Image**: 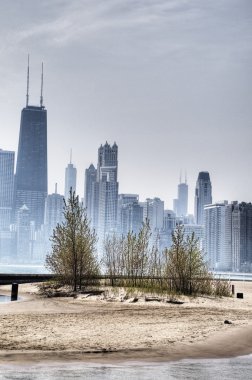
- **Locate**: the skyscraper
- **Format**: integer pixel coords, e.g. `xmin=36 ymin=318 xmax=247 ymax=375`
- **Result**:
xmin=174 ymin=174 xmax=188 ymax=217
xmin=194 ymin=171 xmax=212 ymax=225
xmin=44 ymin=184 xmax=64 ymax=242
xmin=204 ymin=201 xmax=252 ymax=272
xmin=97 ymin=142 xmax=119 ymax=241
xmin=204 ymin=202 xmax=231 ymax=271
xmin=14 ymin=59 xmax=47 ymax=228
xmin=84 ymin=164 xmax=97 ymax=222
xmin=232 ymin=202 xmax=252 ymax=271
xmin=143 ymin=197 xmax=164 ymax=231
xmin=0 ymin=149 xmax=15 ymax=230
xmin=117 ymin=194 xmax=142 ymax=235
xmin=64 ymin=152 xmax=77 ymax=199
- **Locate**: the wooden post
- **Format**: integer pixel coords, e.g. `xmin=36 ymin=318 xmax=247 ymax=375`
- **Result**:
xmin=232 ymin=284 xmax=235 ymax=295
xmin=11 ymin=283 xmax=19 ymax=301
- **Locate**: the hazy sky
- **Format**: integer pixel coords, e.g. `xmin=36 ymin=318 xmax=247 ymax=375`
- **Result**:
xmin=0 ymin=0 xmax=251 ymax=213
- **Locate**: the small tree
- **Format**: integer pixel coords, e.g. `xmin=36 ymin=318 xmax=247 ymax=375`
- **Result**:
xmin=164 ymin=224 xmax=212 ymax=295
xmin=102 ymin=221 xmax=151 ymax=286
xmin=46 ymin=189 xmax=99 ymax=291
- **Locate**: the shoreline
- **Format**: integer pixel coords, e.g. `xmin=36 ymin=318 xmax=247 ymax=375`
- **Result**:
xmin=1 ymin=282 xmax=252 ymax=365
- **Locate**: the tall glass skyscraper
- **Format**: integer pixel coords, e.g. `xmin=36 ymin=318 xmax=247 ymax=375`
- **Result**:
xmin=14 ymin=60 xmax=47 ymax=228
xmin=194 ymin=171 xmax=212 ymax=225
xmin=97 ymin=142 xmax=119 ymax=241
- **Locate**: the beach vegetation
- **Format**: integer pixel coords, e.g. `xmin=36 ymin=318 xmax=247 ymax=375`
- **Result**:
xmin=102 ymin=223 xmax=231 ymax=297
xmin=46 ymin=189 xmax=99 ymax=291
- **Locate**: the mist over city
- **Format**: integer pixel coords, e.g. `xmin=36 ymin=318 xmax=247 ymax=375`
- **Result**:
xmin=0 ymin=1 xmax=252 ymax=274
xmin=1 ymin=2 xmax=252 ymax=378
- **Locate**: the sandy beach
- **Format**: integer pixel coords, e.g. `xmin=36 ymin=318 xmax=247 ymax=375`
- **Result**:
xmin=0 ymin=281 xmax=252 ymax=364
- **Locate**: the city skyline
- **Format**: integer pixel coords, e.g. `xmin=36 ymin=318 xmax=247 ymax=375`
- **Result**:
xmin=0 ymin=1 xmax=251 ymax=213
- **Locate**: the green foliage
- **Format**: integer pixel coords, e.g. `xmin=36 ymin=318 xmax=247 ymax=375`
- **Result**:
xmin=46 ymin=189 xmax=99 ymax=291
xmin=103 ymin=223 xmax=230 ymax=297
xmin=103 ymin=221 xmax=151 ymax=286
xmin=164 ymin=225 xmax=212 ymax=295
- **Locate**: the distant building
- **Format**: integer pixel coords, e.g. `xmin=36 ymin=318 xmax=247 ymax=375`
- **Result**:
xmin=204 ymin=201 xmax=252 ymax=272
xmin=117 ymin=194 xmax=143 ymax=235
xmin=143 ymin=197 xmax=164 ymax=231
xmin=183 ymin=224 xmax=204 ymax=250
xmin=16 ymin=204 xmax=31 ymax=262
xmin=95 ymin=142 xmax=119 ymax=243
xmin=194 ymin=171 xmax=212 ymax=225
xmin=232 ymin=202 xmax=252 ymax=272
xmin=174 ymin=173 xmax=188 ymax=217
xmin=204 ymin=202 xmax=227 ymax=270
xmin=0 ymin=149 xmax=15 ymax=230
xmin=44 ymin=184 xmax=64 ymax=242
xmin=84 ymin=164 xmax=97 ymax=222
xmin=14 ymin=60 xmax=47 ymax=229
xmin=64 ymin=157 xmax=77 ymax=200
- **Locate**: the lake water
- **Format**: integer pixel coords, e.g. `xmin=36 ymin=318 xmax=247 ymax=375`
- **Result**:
xmin=0 ymin=295 xmax=11 ymax=303
xmin=0 ymin=355 xmax=251 ymax=380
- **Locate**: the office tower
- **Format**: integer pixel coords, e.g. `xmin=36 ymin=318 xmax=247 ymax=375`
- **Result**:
xmin=143 ymin=197 xmax=164 ymax=231
xmin=44 ymin=184 xmax=64 ymax=241
xmin=194 ymin=171 xmax=212 ymax=225
xmin=97 ymin=142 xmax=119 ymax=241
xmin=117 ymin=194 xmax=143 ymax=235
xmin=84 ymin=164 xmax=97 ymax=222
xmin=64 ymin=152 xmax=77 ymax=200
xmin=14 ymin=59 xmax=47 ymax=228
xmin=0 ymin=149 xmax=15 ymax=230
xmin=177 ymin=182 xmax=188 ymax=217
xmin=204 ymin=201 xmax=252 ymax=272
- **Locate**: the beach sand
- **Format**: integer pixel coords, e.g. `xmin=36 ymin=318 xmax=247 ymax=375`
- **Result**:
xmin=0 ymin=281 xmax=252 ymax=363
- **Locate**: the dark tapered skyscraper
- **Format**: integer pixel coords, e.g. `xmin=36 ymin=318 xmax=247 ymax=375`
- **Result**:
xmin=14 ymin=59 xmax=47 ymax=228
xmin=194 ymin=171 xmax=212 ymax=225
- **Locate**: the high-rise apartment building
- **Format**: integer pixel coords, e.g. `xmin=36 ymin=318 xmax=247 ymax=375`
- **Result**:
xmin=204 ymin=201 xmax=252 ymax=272
xmin=14 ymin=60 xmax=47 ymax=229
xmin=194 ymin=171 xmax=212 ymax=225
xmin=204 ymin=202 xmax=230 ymax=270
xmin=231 ymin=202 xmax=252 ymax=271
xmin=0 ymin=149 xmax=15 ymax=230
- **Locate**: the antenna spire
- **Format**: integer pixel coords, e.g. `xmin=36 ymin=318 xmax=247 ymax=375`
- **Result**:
xmin=40 ymin=62 xmax=44 ymax=107
xmin=26 ymin=54 xmax=30 ymax=107
xmin=179 ymin=170 xmax=182 ymax=184
xmin=185 ymin=170 xmax=187 ymax=184
xmin=70 ymin=149 xmax=72 ymax=164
